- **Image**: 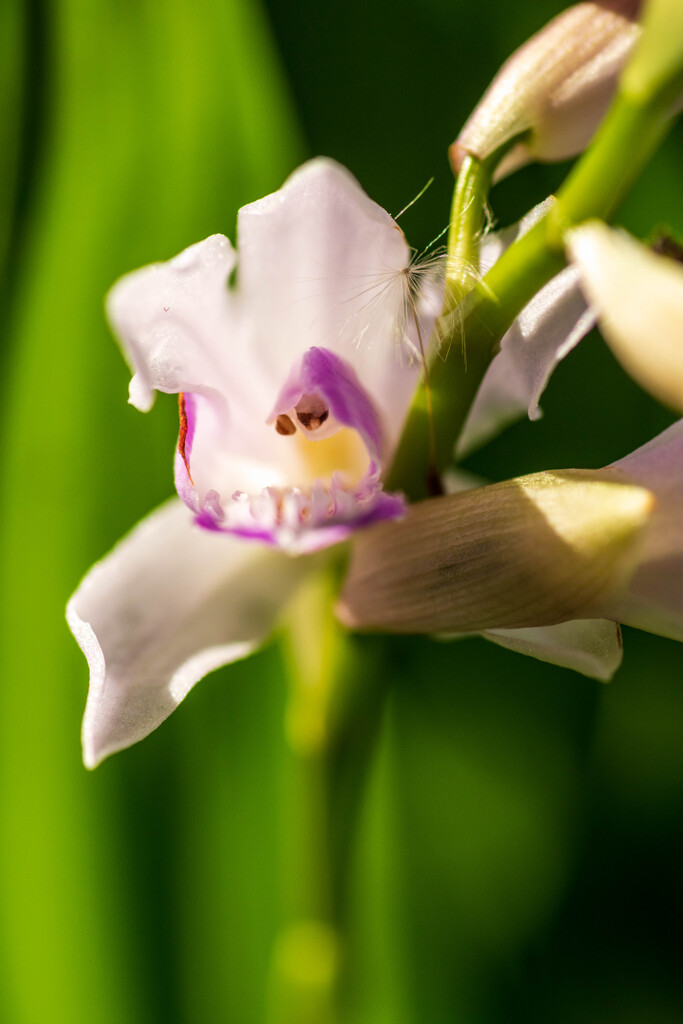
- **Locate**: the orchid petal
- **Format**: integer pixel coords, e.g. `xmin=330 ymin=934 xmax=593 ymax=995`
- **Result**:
xmin=269 ymin=346 xmax=384 ymax=465
xmin=457 ymin=199 xmax=594 ymax=457
xmin=441 ymin=469 xmax=624 ymax=679
xmin=339 ymin=470 xmax=653 ymax=634
xmin=107 ymin=234 xmax=237 ymax=412
xmin=568 ymin=221 xmax=683 ymax=412
xmin=609 ymin=419 xmax=683 ymax=640
xmin=483 ymin=619 xmax=623 ymax=681
xmin=236 ymin=158 xmax=429 ymax=450
xmin=67 ymin=500 xmax=312 ymax=767
xmin=458 ymin=266 xmax=594 ymax=457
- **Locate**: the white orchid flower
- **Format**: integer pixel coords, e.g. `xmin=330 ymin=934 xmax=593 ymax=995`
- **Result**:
xmin=68 ymin=158 xmax=442 ymax=767
xmin=68 ymin=159 xmax=599 ymax=767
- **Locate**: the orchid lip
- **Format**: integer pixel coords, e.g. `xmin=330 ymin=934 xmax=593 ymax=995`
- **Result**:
xmin=175 ymin=346 xmax=407 ymax=552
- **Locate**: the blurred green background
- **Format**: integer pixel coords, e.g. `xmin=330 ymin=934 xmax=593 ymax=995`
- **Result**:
xmin=1 ymin=0 xmax=682 ymax=1021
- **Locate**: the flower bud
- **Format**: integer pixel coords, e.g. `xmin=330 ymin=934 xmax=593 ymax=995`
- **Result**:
xmin=451 ymin=1 xmax=642 ymax=180
xmin=338 ymin=470 xmax=653 ymax=634
xmin=567 ymin=221 xmax=683 ymax=412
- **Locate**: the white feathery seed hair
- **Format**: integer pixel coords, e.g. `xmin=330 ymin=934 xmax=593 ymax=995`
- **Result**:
xmin=335 ymin=245 xmax=448 ymax=366
xmin=333 ymin=180 xmax=493 ymax=372
xmin=288 ymin=180 xmax=492 ymax=378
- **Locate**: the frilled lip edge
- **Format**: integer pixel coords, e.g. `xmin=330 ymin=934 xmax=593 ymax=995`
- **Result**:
xmin=174 ymin=347 xmax=408 ymax=552
xmin=193 ymin=490 xmax=407 ymax=552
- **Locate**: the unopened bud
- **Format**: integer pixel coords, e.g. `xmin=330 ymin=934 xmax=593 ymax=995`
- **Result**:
xmin=451 ymin=1 xmax=642 ymax=180
xmin=338 ymin=470 xmax=653 ymax=634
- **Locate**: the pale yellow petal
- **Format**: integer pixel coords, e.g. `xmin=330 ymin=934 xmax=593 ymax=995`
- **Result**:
xmin=568 ymin=221 xmax=683 ymax=412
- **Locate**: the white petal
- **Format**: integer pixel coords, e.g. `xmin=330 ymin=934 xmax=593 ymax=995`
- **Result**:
xmin=458 ymin=266 xmax=594 ymax=456
xmin=482 ymin=619 xmax=623 ymax=682
xmin=478 ymin=197 xmax=555 ymax=272
xmin=610 ymin=419 xmax=683 ymax=640
xmin=236 ymin=158 xmax=424 ymax=449
xmin=67 ymin=500 xmax=311 ymax=767
xmin=567 ymin=222 xmax=683 ymax=412
xmin=458 ymin=200 xmax=594 ymax=457
xmin=107 ymin=234 xmax=238 ymax=411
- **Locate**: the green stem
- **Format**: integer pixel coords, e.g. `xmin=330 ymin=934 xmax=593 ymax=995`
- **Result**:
xmin=387 ymin=153 xmax=495 ymax=499
xmin=389 ymin=87 xmax=677 ymax=502
xmin=550 ymin=89 xmax=672 ymax=239
xmin=268 ymin=570 xmax=387 ymax=1024
xmin=443 ymin=139 xmax=523 ymax=307
xmin=268 ymin=749 xmax=340 ymax=1024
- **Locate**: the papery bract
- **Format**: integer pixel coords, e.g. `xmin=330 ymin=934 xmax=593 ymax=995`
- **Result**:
xmin=338 ymin=467 xmax=653 ymax=637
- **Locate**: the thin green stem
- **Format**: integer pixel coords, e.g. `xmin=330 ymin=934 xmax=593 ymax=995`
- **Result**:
xmin=443 ymin=139 xmax=522 ymax=306
xmin=550 ymin=90 xmax=672 ymax=238
xmin=268 ymin=569 xmax=387 ymax=1024
xmin=387 ymin=153 xmax=495 ymax=499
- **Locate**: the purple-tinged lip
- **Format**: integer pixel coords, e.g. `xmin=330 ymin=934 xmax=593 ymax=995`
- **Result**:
xmin=269 ymin=346 xmax=385 ymax=464
xmin=175 ymin=347 xmax=406 ymax=552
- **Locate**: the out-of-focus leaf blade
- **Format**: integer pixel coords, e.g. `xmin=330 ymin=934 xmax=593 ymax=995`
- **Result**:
xmin=0 ymin=0 xmax=300 ymax=1020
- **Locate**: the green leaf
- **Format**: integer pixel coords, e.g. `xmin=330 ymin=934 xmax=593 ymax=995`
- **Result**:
xmin=0 ymin=0 xmax=300 ymax=1020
